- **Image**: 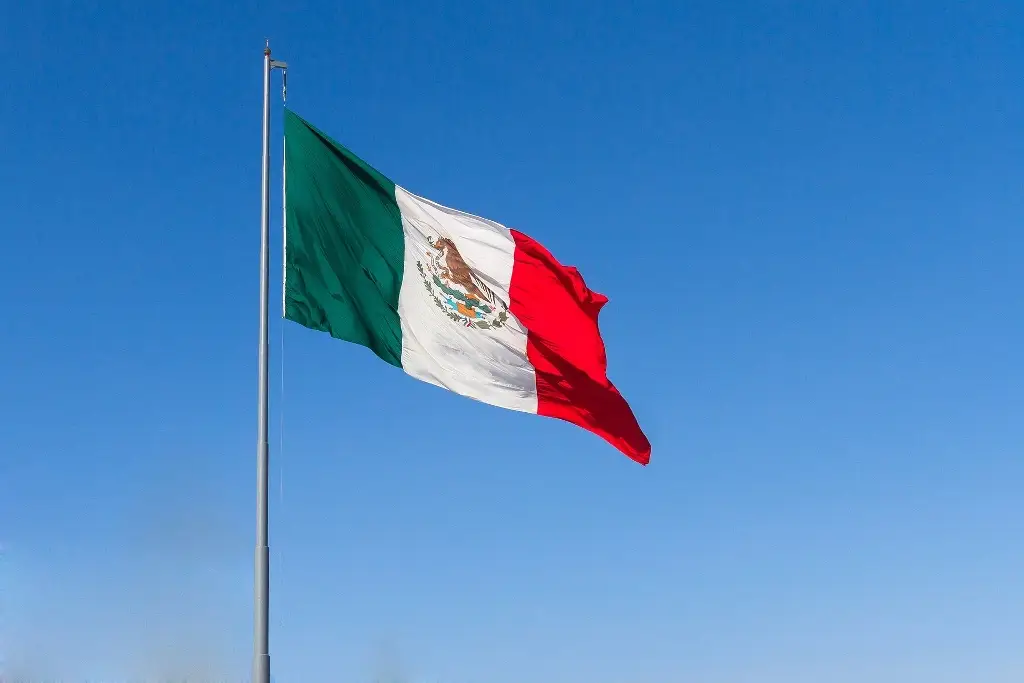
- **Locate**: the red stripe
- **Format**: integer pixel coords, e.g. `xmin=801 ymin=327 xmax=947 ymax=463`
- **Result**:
xmin=508 ymin=229 xmax=651 ymax=465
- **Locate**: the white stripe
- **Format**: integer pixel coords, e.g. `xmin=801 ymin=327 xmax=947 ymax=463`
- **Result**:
xmin=281 ymin=136 xmax=288 ymax=317
xmin=395 ymin=186 xmax=538 ymax=413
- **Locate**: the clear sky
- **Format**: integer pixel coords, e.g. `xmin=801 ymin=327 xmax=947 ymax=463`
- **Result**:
xmin=2 ymin=1 xmax=1022 ymax=681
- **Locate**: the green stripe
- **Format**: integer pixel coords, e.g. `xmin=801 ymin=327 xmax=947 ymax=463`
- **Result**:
xmin=283 ymin=109 xmax=405 ymax=367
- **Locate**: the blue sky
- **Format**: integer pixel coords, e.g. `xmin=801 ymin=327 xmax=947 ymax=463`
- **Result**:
xmin=2 ymin=1 xmax=1023 ymax=681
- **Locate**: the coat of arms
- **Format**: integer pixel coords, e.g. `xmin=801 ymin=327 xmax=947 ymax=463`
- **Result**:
xmin=416 ymin=236 xmax=511 ymax=330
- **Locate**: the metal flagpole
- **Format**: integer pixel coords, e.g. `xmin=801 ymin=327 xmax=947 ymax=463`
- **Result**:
xmin=256 ymin=39 xmax=286 ymax=683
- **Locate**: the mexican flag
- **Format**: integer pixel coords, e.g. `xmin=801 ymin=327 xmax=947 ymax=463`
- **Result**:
xmin=283 ymin=110 xmax=650 ymax=464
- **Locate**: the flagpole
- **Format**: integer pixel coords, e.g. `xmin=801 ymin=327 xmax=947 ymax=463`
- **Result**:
xmin=254 ymin=39 xmax=273 ymax=683
xmin=256 ymin=39 xmax=287 ymax=683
